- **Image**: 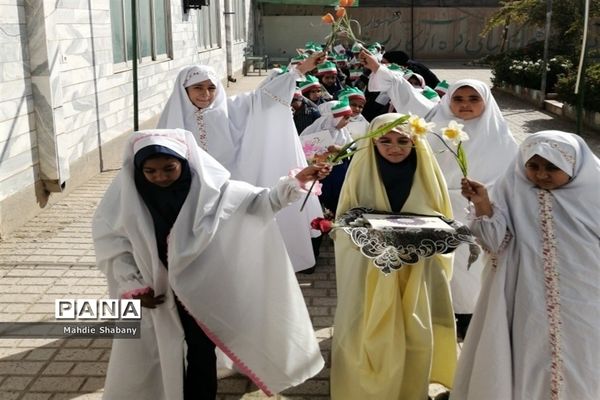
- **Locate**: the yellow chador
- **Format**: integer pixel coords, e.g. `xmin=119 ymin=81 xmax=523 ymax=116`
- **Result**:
xmin=331 ymin=114 xmax=457 ymax=400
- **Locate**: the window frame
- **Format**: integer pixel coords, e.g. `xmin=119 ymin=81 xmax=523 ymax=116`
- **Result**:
xmin=196 ymin=1 xmax=222 ymax=52
xmin=110 ymin=0 xmax=172 ymax=71
xmin=232 ymin=0 xmax=246 ymax=43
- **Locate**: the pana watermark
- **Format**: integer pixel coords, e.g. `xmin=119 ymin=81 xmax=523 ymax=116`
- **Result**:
xmin=55 ymin=299 xmax=141 ymax=320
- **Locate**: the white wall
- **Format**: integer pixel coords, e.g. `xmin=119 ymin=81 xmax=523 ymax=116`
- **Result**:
xmin=0 ymin=0 xmax=249 ymax=237
xmin=0 ymin=0 xmax=38 ymax=203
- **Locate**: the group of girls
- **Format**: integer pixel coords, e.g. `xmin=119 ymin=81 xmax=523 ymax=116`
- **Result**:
xmin=93 ymin=42 xmax=600 ymax=400
xmin=329 ymin=48 xmax=599 ymax=400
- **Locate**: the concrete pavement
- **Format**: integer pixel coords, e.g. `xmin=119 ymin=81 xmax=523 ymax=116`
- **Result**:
xmin=0 ymin=63 xmax=599 ymax=400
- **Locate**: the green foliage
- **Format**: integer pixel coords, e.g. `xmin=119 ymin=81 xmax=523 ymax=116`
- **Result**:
xmin=482 ymin=0 xmax=600 ymax=113
xmin=490 ymin=48 xmax=573 ymax=92
xmin=555 ymin=63 xmax=600 ymax=113
xmin=481 ymin=0 xmax=545 ymax=36
xmin=481 ymin=0 xmax=600 ymax=56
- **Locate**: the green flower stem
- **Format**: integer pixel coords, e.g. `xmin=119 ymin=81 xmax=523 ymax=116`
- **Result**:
xmin=330 ymin=115 xmax=410 ymax=163
xmin=430 ymin=131 xmax=468 ymax=177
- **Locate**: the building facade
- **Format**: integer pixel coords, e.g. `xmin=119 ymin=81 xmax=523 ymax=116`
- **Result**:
xmin=0 ymin=0 xmax=251 ymax=237
xmin=2 ymin=0 xmax=592 ymax=236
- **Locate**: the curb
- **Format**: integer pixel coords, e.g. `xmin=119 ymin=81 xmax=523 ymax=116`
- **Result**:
xmin=493 ymin=85 xmax=600 ymax=133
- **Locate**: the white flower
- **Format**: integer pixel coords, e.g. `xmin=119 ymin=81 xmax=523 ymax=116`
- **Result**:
xmin=408 ymin=114 xmax=435 ymax=139
xmin=441 ymin=120 xmax=469 ymax=145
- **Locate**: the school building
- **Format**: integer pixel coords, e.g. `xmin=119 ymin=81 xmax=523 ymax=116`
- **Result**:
xmin=1 ymin=0 xmax=538 ymax=237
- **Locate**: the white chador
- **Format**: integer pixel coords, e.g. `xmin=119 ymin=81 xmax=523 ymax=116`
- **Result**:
xmin=452 ymin=131 xmax=600 ymax=400
xmin=157 ymin=65 xmax=322 ymax=272
xmin=93 ymin=129 xmax=324 ymax=400
xmin=299 ymin=101 xmax=354 ymax=145
xmin=370 ymin=68 xmax=518 ymax=314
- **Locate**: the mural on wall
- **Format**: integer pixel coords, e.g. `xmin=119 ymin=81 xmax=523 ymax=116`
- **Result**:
xmin=261 ymin=5 xmax=599 ymax=60
xmin=356 ymin=8 xmax=542 ymax=59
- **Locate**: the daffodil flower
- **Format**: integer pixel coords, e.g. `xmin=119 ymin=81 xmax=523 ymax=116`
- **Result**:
xmin=429 ymin=120 xmax=469 ymax=177
xmin=408 ymin=114 xmax=435 ymax=139
xmin=441 ymin=120 xmax=469 ymax=145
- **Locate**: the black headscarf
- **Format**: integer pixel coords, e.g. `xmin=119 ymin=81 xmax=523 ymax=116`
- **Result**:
xmin=380 ymin=51 xmax=410 ymax=65
xmin=381 ymin=51 xmax=441 ymax=89
xmin=374 ymin=146 xmax=417 ymax=213
xmin=134 ymin=145 xmax=192 ymax=268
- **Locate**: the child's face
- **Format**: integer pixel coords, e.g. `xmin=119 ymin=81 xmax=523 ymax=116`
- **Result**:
xmin=449 ymin=86 xmax=485 ymax=120
xmin=306 ymin=88 xmax=322 ymax=102
xmin=374 ymin=131 xmax=413 ymax=163
xmin=524 ymin=154 xmax=571 ymax=190
xmin=408 ymin=76 xmax=422 ymax=88
xmin=291 ymin=97 xmax=303 ymax=111
xmin=321 ymin=73 xmax=337 ymax=86
xmin=185 ymin=79 xmax=217 ymax=109
xmin=142 ymin=156 xmax=183 ymax=187
xmin=349 ymin=99 xmax=365 ymax=117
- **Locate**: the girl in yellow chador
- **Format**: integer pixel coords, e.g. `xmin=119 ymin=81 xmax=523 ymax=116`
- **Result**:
xmin=331 ymin=113 xmax=457 ymax=399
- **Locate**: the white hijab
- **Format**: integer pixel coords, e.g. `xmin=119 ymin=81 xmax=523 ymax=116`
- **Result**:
xmin=94 ymin=129 xmax=324 ymax=398
xmin=453 ymin=131 xmax=600 ymax=400
xmin=157 ymin=65 xmax=239 ymax=172
xmin=299 ymin=101 xmax=354 ymax=146
xmin=426 ymin=79 xmax=518 ymax=190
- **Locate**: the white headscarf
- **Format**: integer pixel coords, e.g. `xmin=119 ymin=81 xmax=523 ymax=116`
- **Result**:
xmin=426 ymin=79 xmax=518 ymax=189
xmin=453 ymin=131 xmax=600 ymax=400
xmin=404 ymin=71 xmax=426 ymax=88
xmin=513 ymin=130 xmax=600 ymax=221
xmin=157 ymin=65 xmax=239 ymax=171
xmin=299 ymin=101 xmax=354 ymax=146
xmin=93 ymin=129 xmax=324 ymax=398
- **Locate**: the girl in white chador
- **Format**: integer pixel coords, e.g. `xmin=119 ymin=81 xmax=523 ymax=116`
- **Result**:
xmin=360 ymin=50 xmax=518 ymax=338
xmin=157 ymin=55 xmax=324 ymax=273
xmin=92 ymin=129 xmax=328 ymax=400
xmin=299 ymin=99 xmax=354 ymax=145
xmin=455 ymin=130 xmax=600 ymax=400
xmin=299 ymin=99 xmax=354 ymax=215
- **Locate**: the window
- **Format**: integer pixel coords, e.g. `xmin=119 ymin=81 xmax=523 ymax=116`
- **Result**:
xmin=196 ymin=2 xmax=221 ymax=50
xmin=232 ymin=0 xmax=246 ymax=42
xmin=110 ymin=0 xmax=171 ymax=64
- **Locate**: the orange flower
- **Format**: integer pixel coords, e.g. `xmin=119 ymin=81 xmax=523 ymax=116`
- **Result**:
xmin=339 ymin=0 xmax=354 ymax=7
xmin=322 ymin=13 xmax=335 ymax=24
xmin=335 ymin=7 xmax=346 ymax=18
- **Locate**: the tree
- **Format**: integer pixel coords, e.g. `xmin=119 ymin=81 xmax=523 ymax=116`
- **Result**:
xmin=481 ymin=0 xmax=600 ymax=56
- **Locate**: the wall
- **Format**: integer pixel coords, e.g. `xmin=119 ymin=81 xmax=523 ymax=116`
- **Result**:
xmin=0 ymin=0 xmax=37 ymax=206
xmin=0 ymin=0 xmax=250 ymax=238
xmin=259 ymin=5 xmax=543 ymax=60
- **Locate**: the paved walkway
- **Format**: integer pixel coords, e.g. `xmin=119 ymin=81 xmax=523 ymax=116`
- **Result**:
xmin=0 ymin=64 xmax=599 ymax=400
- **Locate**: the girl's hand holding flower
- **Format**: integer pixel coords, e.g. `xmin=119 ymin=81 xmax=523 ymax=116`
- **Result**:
xmin=295 ymin=162 xmax=332 ymax=184
xmin=461 ymin=177 xmax=493 ymax=217
xmin=327 ymin=144 xmax=343 ymax=153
